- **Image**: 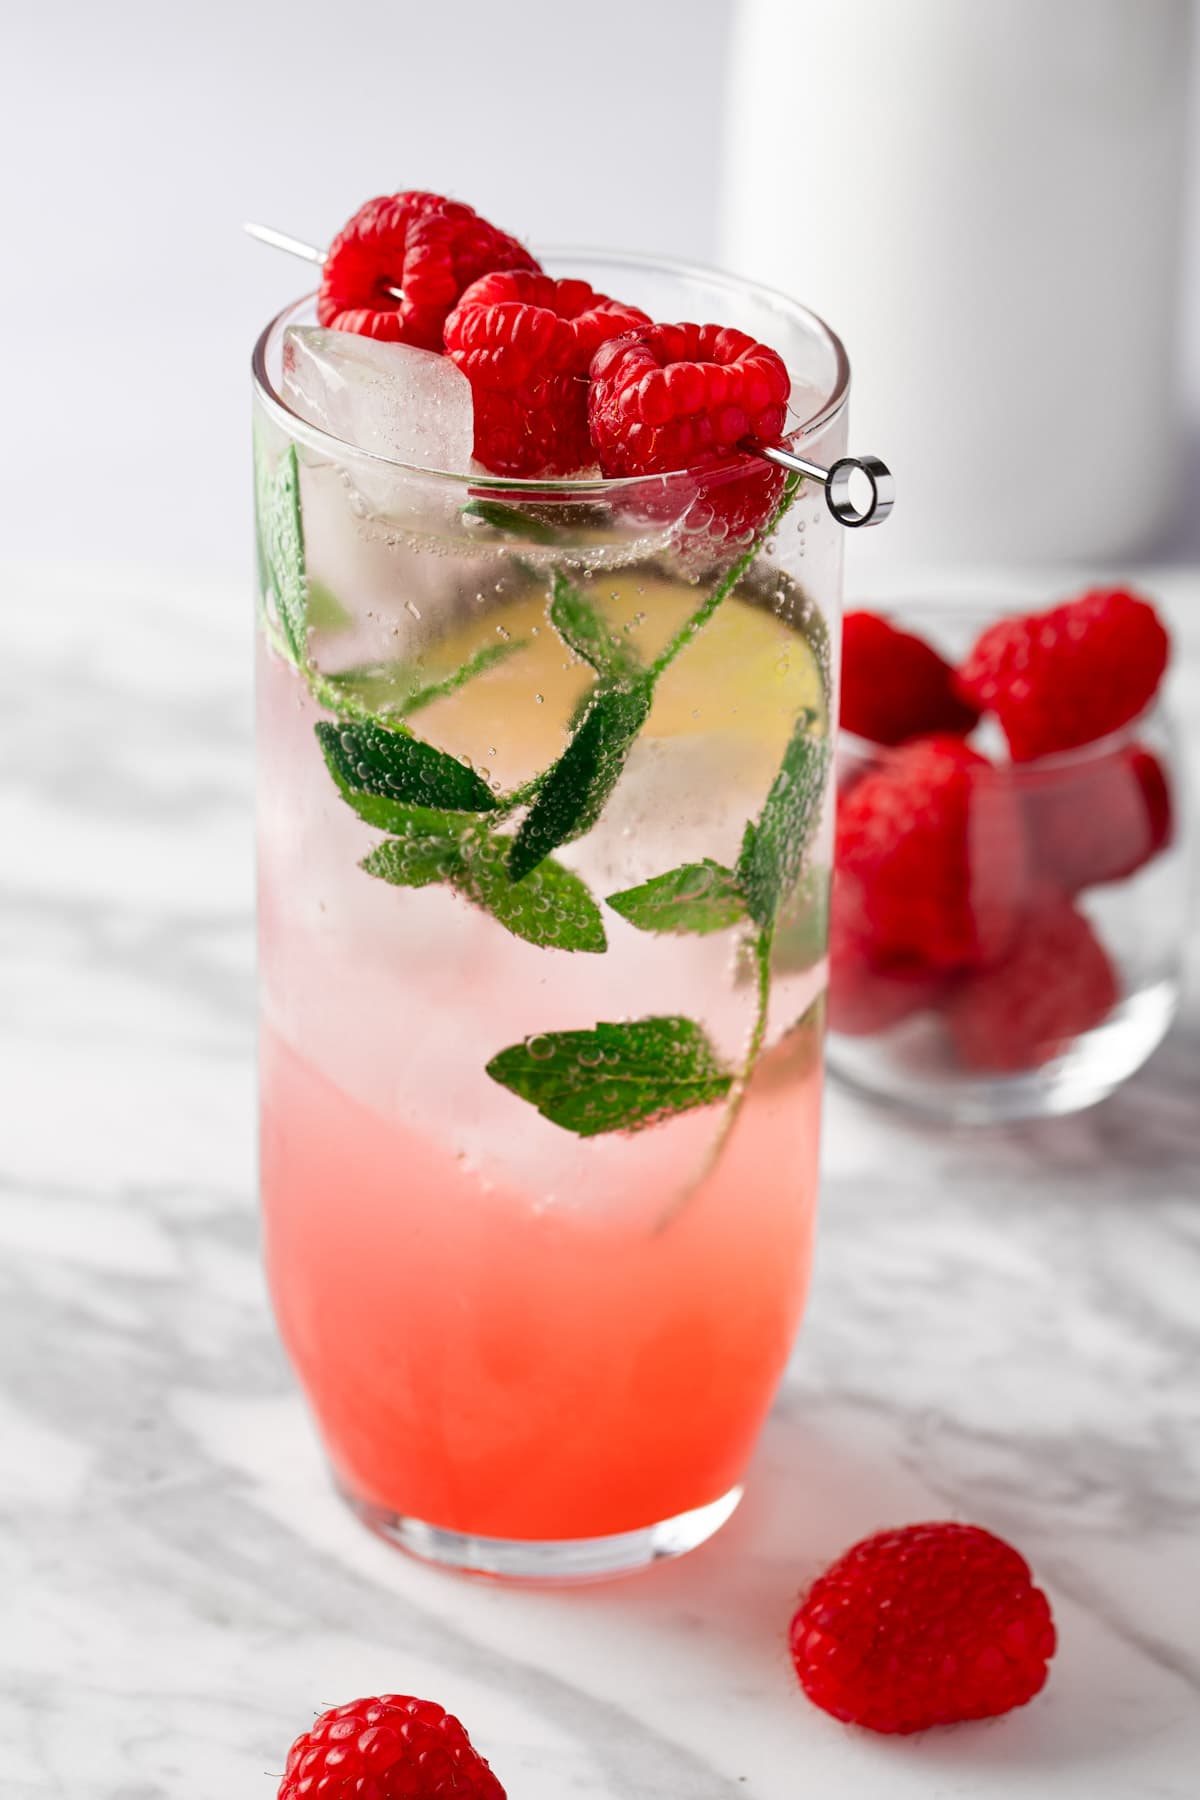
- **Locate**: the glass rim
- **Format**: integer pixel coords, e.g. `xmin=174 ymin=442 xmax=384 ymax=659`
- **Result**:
xmin=250 ymin=245 xmax=852 ymax=494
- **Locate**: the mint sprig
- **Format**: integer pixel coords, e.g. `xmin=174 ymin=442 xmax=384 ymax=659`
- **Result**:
xmin=362 ymin=809 xmax=606 ymax=952
xmin=486 ymin=1016 xmax=733 ymax=1136
xmin=317 ymin=717 xmax=498 ymax=822
xmin=258 ymin=454 xmax=828 ymax=1162
xmin=489 ymin=480 xmax=827 ymax=1148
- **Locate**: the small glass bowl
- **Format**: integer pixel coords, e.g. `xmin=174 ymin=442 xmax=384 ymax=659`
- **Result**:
xmin=826 ymin=599 xmax=1189 ymax=1123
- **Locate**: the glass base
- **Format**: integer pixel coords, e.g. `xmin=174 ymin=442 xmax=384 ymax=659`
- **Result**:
xmin=827 ymin=978 xmax=1179 ymax=1125
xmin=340 ymin=1482 xmax=744 ymax=1583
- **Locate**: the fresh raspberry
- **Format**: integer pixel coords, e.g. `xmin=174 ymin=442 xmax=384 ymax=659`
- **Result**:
xmin=828 ymin=900 xmax=943 ymax=1037
xmin=944 ymin=887 xmax=1119 ymax=1072
xmin=840 ymin=610 xmax=980 ymax=746
xmin=588 ymin=322 xmax=791 ymax=541
xmin=318 ymin=193 xmax=540 ymax=352
xmin=835 ymin=737 xmax=1028 ymax=971
xmin=955 ymin=588 xmax=1170 ymax=761
xmin=444 ymin=271 xmax=649 ymax=476
xmin=279 ymin=1695 xmax=505 ymax=1800
xmin=1021 ymin=742 xmax=1173 ymax=894
xmin=791 ymin=1522 xmax=1056 ymax=1734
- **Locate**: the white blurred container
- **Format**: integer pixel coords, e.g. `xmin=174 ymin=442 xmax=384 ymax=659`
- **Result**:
xmin=722 ymin=0 xmax=1194 ymax=569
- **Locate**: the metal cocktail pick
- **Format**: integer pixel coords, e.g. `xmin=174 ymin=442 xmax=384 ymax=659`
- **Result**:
xmin=244 ymin=220 xmax=895 ymax=527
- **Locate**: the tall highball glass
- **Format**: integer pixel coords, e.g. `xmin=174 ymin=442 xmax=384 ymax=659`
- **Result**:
xmin=253 ymin=253 xmax=848 ymax=1579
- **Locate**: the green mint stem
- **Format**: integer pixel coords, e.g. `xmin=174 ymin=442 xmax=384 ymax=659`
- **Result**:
xmin=307 ymin=665 xmax=376 ymax=723
xmin=654 ymin=920 xmax=775 ymax=1234
xmin=746 ymin=924 xmax=774 ymax=1080
xmin=496 ymin=770 xmax=547 ymax=813
xmin=320 ymin=638 xmax=528 ymax=724
xmin=398 ymin=640 xmax=527 ymax=715
xmin=647 ymin=474 xmax=802 ymax=683
xmin=718 ymin=922 xmax=775 ymax=1139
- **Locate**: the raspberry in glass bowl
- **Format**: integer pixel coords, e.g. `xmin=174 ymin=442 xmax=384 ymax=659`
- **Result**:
xmin=827 ymin=591 xmax=1187 ymax=1122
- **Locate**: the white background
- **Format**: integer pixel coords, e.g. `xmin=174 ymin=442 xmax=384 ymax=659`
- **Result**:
xmin=2 ymin=0 xmax=1197 ymax=575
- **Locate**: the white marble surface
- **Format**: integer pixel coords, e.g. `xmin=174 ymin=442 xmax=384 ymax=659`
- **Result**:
xmin=3 ymin=562 xmax=1199 ymax=1799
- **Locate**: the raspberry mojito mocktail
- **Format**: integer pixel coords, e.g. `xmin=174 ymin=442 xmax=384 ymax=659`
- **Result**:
xmin=253 ymin=192 xmax=853 ymax=1578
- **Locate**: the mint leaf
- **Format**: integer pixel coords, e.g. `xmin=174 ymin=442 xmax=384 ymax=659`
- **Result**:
xmin=550 ymin=572 xmax=643 ymax=681
xmin=463 ymin=498 xmax=562 ymax=544
xmin=322 ymin=638 xmax=525 ymax=722
xmin=316 ymin=718 xmax=497 ymax=825
xmin=509 ymin=679 xmax=652 ymax=881
xmin=737 ymin=715 xmax=830 ymax=929
xmin=361 ymin=811 xmax=605 ymax=952
xmin=486 ymin=1015 xmax=733 ymax=1136
xmin=607 ymin=860 xmax=747 ymax=936
xmin=455 ymin=834 xmax=606 ymax=952
xmin=361 ymin=810 xmax=476 ymax=886
xmin=260 ymin=444 xmax=307 ymax=663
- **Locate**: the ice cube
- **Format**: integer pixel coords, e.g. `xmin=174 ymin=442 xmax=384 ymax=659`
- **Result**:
xmin=281 ymin=326 xmax=475 ymax=476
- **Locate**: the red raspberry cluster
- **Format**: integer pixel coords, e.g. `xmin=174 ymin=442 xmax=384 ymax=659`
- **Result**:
xmin=317 ymin=191 xmax=795 ymax=532
xmin=833 ymin=590 xmax=1171 ymax=1068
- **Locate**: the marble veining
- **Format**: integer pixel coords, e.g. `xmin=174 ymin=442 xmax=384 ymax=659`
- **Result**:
xmin=2 ymin=562 xmax=1198 ymax=1798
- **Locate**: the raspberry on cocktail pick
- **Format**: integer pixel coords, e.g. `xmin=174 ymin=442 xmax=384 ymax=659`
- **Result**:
xmin=587 ymin=319 xmax=793 ymax=538
xmin=319 ymin=192 xmax=541 ymax=351
xmin=445 ymin=270 xmax=650 ymax=475
xmin=245 ymin=219 xmax=896 ymax=525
